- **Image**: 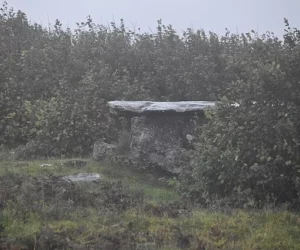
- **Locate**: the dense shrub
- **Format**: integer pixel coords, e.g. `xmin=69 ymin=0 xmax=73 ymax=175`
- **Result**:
xmin=180 ymin=21 xmax=300 ymax=207
xmin=0 ymin=2 xmax=228 ymax=155
xmin=1 ymin=2 xmax=300 ymax=206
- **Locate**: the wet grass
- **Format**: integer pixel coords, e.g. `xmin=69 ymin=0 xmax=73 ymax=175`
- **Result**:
xmin=1 ymin=158 xmax=300 ymax=249
xmin=0 ymin=158 xmax=179 ymax=203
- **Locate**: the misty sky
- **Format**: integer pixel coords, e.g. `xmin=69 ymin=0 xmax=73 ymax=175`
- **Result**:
xmin=6 ymin=0 xmax=300 ymax=37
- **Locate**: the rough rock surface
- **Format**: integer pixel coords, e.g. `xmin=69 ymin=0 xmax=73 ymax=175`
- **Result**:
xmin=108 ymin=101 xmax=215 ymax=116
xmin=102 ymin=101 xmax=216 ymax=174
xmin=93 ymin=141 xmax=116 ymax=161
xmin=130 ymin=115 xmax=195 ymax=174
xmin=39 ymin=164 xmax=54 ymax=168
xmin=63 ymin=173 xmax=101 ymax=182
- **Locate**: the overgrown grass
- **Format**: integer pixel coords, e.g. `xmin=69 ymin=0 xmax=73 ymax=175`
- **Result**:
xmin=0 ymin=158 xmax=178 ymax=203
xmin=1 ymin=158 xmax=300 ymax=249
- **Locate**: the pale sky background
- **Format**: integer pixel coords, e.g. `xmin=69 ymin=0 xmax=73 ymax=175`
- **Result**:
xmin=6 ymin=0 xmax=300 ymax=37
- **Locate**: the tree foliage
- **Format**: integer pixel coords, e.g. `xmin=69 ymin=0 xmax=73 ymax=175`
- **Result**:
xmin=0 ymin=2 xmax=230 ymax=155
xmin=181 ymin=20 xmax=300 ymax=207
xmin=1 ymin=2 xmax=300 ymax=205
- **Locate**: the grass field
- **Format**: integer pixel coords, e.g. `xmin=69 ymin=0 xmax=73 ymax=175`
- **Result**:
xmin=0 ymin=158 xmax=300 ymax=249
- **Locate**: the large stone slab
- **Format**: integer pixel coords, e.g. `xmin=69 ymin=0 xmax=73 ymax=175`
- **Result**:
xmin=93 ymin=141 xmax=117 ymax=161
xmin=63 ymin=173 xmax=101 ymax=182
xmin=108 ymin=101 xmax=215 ymax=116
xmin=130 ymin=115 xmax=197 ymax=174
xmin=103 ymin=100 xmax=216 ymax=174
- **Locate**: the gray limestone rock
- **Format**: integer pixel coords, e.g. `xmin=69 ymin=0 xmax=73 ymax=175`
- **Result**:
xmin=130 ymin=115 xmax=185 ymax=174
xmin=101 ymin=100 xmax=216 ymax=174
xmin=39 ymin=164 xmax=54 ymax=168
xmin=93 ymin=141 xmax=117 ymax=161
xmin=63 ymin=173 xmax=101 ymax=182
xmin=108 ymin=101 xmax=215 ymax=116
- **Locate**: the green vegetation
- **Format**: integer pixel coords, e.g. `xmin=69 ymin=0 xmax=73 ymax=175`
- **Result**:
xmin=1 ymin=159 xmax=300 ymax=250
xmin=1 ymin=1 xmax=300 ymax=207
xmin=180 ymin=22 xmax=300 ymax=207
xmin=1 ymin=1 xmax=300 ymax=248
xmin=0 ymin=158 xmax=177 ymax=202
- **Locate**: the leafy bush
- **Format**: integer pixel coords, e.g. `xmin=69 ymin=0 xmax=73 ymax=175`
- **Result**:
xmin=180 ymin=21 xmax=300 ymax=207
xmin=1 ymin=1 xmax=300 ymax=208
xmin=0 ymin=2 xmax=227 ymax=155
